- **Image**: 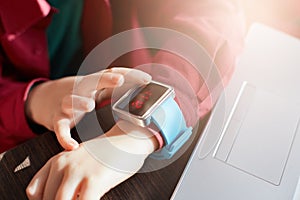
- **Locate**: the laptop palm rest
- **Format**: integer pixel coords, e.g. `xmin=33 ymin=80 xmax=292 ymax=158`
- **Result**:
xmin=213 ymin=82 xmax=299 ymax=185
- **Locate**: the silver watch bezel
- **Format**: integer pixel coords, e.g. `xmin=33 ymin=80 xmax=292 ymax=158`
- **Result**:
xmin=112 ymin=81 xmax=175 ymax=127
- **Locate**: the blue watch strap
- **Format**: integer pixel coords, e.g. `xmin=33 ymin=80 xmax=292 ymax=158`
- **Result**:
xmin=150 ymin=97 xmax=192 ymax=159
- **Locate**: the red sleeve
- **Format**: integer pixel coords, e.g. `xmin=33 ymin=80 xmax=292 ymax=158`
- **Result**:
xmin=0 ymin=70 xmax=46 ymax=152
xmin=99 ymin=0 xmax=245 ymax=128
xmin=137 ymin=0 xmax=246 ymax=127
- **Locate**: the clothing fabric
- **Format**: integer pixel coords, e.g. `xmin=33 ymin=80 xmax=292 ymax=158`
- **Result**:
xmin=0 ymin=0 xmax=245 ymax=152
xmin=46 ymin=0 xmax=84 ymax=79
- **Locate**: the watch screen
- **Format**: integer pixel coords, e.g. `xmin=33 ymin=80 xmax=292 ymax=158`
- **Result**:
xmin=118 ymin=82 xmax=169 ymax=116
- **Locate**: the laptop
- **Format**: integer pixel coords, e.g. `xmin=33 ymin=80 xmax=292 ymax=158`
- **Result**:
xmin=171 ymin=23 xmax=300 ymax=200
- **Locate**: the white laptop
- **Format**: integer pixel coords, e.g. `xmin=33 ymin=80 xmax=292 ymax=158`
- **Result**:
xmin=171 ymin=23 xmax=300 ymax=200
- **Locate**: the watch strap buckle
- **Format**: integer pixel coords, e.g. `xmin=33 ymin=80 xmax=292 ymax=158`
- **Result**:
xmin=150 ymin=127 xmax=192 ymax=160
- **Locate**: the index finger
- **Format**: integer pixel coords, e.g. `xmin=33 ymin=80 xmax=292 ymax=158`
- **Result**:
xmin=109 ymin=67 xmax=152 ymax=84
xmin=74 ymin=68 xmax=152 ymax=97
xmin=26 ymin=158 xmax=51 ymax=200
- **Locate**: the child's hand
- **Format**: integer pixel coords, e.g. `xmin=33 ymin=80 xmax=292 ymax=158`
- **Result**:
xmin=26 ymin=121 xmax=158 ymax=200
xmin=25 ymin=68 xmax=151 ymax=150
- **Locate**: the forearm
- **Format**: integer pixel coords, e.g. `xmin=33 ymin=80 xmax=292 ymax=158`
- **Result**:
xmin=0 ymin=78 xmax=48 ymax=152
xmin=115 ymin=0 xmax=246 ymax=126
xmin=99 ymin=120 xmax=158 ymax=156
xmin=154 ymin=0 xmax=245 ymax=120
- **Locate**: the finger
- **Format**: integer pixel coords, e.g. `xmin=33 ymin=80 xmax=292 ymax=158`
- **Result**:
xmin=62 ymin=95 xmax=95 ymax=113
xmin=54 ymin=119 xmax=79 ymax=150
xmin=73 ymin=72 xmax=123 ymax=98
xmin=96 ymin=72 xmax=125 ymax=89
xmin=74 ymin=68 xmax=151 ymax=97
xmin=55 ymin=171 xmax=81 ymax=200
xmin=73 ymin=69 xmax=151 ymax=102
xmin=95 ymin=68 xmax=152 ymax=102
xmin=94 ymin=88 xmax=112 ymax=103
xmin=78 ymin=179 xmax=104 ymax=200
xmin=43 ymin=162 xmax=65 ymax=200
xmin=110 ymin=67 xmax=152 ymax=84
xmin=26 ymin=159 xmax=51 ymax=200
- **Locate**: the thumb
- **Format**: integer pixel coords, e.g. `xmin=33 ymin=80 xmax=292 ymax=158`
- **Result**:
xmin=54 ymin=119 xmax=79 ymax=150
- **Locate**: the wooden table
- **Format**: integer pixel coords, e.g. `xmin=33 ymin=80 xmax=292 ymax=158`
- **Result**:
xmin=0 ymin=106 xmax=210 ymax=200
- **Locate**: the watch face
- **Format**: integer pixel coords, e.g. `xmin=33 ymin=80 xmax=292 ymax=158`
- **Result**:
xmin=115 ymin=81 xmax=172 ymax=117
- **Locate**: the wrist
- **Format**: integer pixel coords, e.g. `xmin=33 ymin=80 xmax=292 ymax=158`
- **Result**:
xmin=25 ymin=80 xmax=54 ymax=129
xmin=25 ymin=80 xmax=49 ymax=128
xmin=25 ymin=82 xmax=42 ymax=123
xmin=112 ymin=81 xmax=192 ymax=159
xmin=105 ymin=121 xmax=159 ymax=155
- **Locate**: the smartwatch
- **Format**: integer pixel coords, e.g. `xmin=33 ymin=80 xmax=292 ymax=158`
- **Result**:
xmin=112 ymin=81 xmax=192 ymax=159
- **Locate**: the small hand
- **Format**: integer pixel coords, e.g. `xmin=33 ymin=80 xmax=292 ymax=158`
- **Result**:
xmin=26 ymin=121 xmax=158 ymax=200
xmin=26 ymin=68 xmax=151 ymax=150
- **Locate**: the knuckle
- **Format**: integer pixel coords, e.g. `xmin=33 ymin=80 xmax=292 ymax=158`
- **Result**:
xmin=61 ymin=95 xmax=71 ymax=108
xmin=55 ymin=154 xmax=68 ymax=166
xmin=25 ymin=187 xmax=34 ymax=198
xmin=81 ymin=99 xmax=94 ymax=111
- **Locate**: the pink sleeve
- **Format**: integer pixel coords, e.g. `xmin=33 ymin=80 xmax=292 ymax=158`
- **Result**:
xmin=149 ymin=0 xmax=245 ymax=126
xmin=0 ymin=75 xmax=46 ymax=152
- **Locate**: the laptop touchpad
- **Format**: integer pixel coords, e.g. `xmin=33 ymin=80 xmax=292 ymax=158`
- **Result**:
xmin=215 ymin=83 xmax=299 ymax=185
